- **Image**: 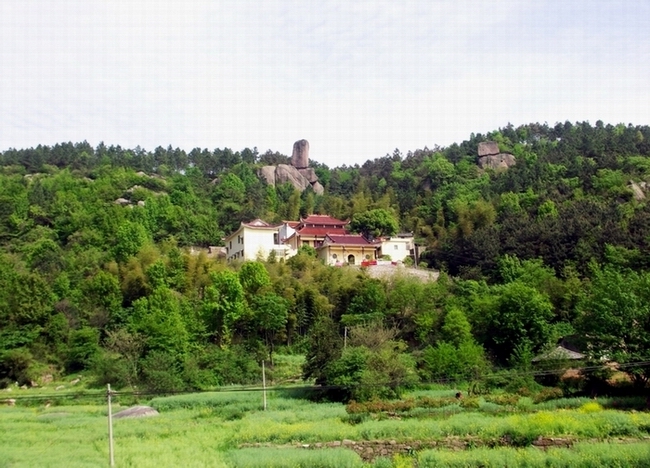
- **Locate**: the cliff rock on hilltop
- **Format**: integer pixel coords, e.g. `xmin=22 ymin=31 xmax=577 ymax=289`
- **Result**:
xmin=258 ymin=139 xmax=323 ymax=194
xmin=291 ymin=139 xmax=310 ymax=169
xmin=477 ymin=141 xmax=516 ymax=170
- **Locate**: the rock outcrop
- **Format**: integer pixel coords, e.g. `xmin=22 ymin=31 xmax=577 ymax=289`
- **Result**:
xmin=113 ymin=405 xmax=159 ymax=419
xmin=291 ymin=139 xmax=310 ymax=169
xmin=275 ymin=164 xmax=312 ymax=191
xmin=258 ymin=140 xmax=323 ymax=194
xmin=312 ymin=181 xmax=324 ymax=195
xmin=629 ymin=180 xmax=646 ymax=201
xmin=298 ymin=168 xmax=318 ymax=183
xmin=477 ymin=141 xmax=516 ymax=170
xmin=478 ymin=141 xmax=500 ymax=157
xmin=258 ymin=166 xmax=276 ymax=184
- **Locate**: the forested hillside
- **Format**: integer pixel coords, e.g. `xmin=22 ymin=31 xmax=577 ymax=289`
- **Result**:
xmin=2 ymin=120 xmax=650 ymax=398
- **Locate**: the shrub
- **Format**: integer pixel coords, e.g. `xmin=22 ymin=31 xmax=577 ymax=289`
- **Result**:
xmin=341 ymin=412 xmax=369 ymax=425
xmin=196 ymin=344 xmax=261 ymax=386
xmin=483 ymin=393 xmax=520 ymax=406
xmin=532 ymin=387 xmax=563 ymax=403
xmin=91 ymin=351 xmax=132 ymax=388
xmin=459 ymin=396 xmax=480 ymax=409
xmin=420 ymin=341 xmax=489 ymax=382
xmin=417 ymin=396 xmax=458 ymax=409
xmin=66 ymin=327 xmax=100 ymax=372
xmin=579 ymin=401 xmax=603 ymax=413
xmin=485 ymin=370 xmax=543 ymax=395
xmin=140 ymin=351 xmax=186 ymax=393
xmin=0 ymin=347 xmax=38 ymax=386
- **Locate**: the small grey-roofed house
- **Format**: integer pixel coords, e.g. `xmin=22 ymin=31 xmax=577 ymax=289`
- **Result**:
xmin=532 ymin=345 xmax=585 ymax=362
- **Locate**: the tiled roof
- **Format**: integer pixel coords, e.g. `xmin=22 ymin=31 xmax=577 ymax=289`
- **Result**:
xmin=242 ymin=219 xmax=281 ymax=229
xmin=532 ymin=346 xmax=585 ymax=362
xmin=324 ymin=234 xmax=375 ymax=246
xmin=295 ymin=226 xmax=349 ymax=237
xmin=300 ymin=214 xmax=348 ymax=226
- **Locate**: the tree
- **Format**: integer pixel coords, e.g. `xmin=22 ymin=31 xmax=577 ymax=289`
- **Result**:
xmin=114 ymin=221 xmax=149 ymax=262
xmin=302 ymin=316 xmax=342 ymax=385
xmin=250 ymin=292 xmax=289 ymax=362
xmin=440 ymin=307 xmax=472 ymax=347
xmin=326 ymin=325 xmax=418 ymax=401
xmin=341 ymin=278 xmax=386 ymax=326
xmin=67 ymin=327 xmax=100 ymax=371
xmin=577 ymin=265 xmax=650 ymax=386
xmin=203 ymin=271 xmax=245 ymax=345
xmin=349 ymin=208 xmax=399 ymax=239
xmin=472 ymin=281 xmax=554 ymax=364
xmin=420 ymin=340 xmax=488 ymax=382
xmin=130 ymin=287 xmax=189 ymax=356
xmin=102 ymin=328 xmax=143 ymax=387
xmin=238 ymin=261 xmax=270 ymax=295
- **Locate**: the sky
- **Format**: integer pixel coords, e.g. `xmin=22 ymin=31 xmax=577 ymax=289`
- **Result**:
xmin=1 ymin=1 xmax=649 ymax=167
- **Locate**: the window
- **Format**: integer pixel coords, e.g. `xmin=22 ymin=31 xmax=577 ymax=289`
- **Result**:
xmin=303 ymin=241 xmax=310 ymax=247
xmin=229 ymin=241 xmax=232 ymax=249
xmin=394 ymin=245 xmax=398 ymax=250
xmin=273 ymin=233 xmax=279 ymax=244
xmin=332 ymin=253 xmax=338 ymax=260
xmin=365 ymin=254 xmax=371 ymax=259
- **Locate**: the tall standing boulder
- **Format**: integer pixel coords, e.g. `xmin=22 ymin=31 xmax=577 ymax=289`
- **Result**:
xmin=477 ymin=141 xmax=516 ymax=171
xmin=257 ymin=139 xmax=323 ymax=193
xmin=291 ymin=140 xmax=310 ymax=169
xmin=478 ymin=141 xmax=500 ymax=157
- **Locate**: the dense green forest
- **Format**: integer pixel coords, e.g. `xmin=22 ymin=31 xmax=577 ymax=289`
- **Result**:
xmin=2 ymin=120 xmax=650 ymax=399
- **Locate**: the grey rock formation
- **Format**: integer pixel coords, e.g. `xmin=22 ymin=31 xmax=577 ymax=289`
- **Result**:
xmin=312 ymin=181 xmax=324 ymax=195
xmin=113 ymin=405 xmax=159 ymax=419
xmin=258 ymin=139 xmax=323 ymax=193
xmin=478 ymin=141 xmax=500 ymax=157
xmin=258 ymin=165 xmax=277 ymax=186
xmin=629 ymin=180 xmax=646 ymax=201
xmin=291 ymin=140 xmax=310 ymax=169
xmin=478 ymin=153 xmax=516 ymax=170
xmin=477 ymin=141 xmax=515 ymax=170
xmin=275 ymin=164 xmax=311 ymax=191
xmin=298 ymin=168 xmax=318 ymax=183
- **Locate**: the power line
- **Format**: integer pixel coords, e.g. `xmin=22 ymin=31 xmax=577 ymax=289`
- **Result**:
xmin=6 ymin=359 xmax=649 ymax=403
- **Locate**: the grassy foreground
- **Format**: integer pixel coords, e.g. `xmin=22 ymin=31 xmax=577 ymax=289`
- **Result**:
xmin=2 ymin=387 xmax=650 ymax=467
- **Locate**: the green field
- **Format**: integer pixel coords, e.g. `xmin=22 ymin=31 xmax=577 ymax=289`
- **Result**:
xmin=2 ymin=385 xmax=650 ymax=467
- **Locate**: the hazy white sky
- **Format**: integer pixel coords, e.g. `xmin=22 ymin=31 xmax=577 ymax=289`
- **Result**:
xmin=1 ymin=1 xmax=648 ymax=167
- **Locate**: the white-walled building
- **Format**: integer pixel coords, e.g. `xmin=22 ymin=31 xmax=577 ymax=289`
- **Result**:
xmin=224 ymin=219 xmax=291 ymax=262
xmin=378 ymin=234 xmax=414 ymax=262
xmin=224 ymin=217 xmax=415 ymax=265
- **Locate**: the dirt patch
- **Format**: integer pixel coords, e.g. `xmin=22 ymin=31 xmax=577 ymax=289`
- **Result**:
xmin=241 ymin=436 xmax=582 ymax=462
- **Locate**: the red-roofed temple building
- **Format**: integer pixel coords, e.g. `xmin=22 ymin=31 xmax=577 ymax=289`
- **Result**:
xmin=224 ymin=214 xmax=411 ymax=265
xmin=285 ymin=215 xmax=350 ymax=250
xmin=318 ymin=233 xmax=380 ymax=266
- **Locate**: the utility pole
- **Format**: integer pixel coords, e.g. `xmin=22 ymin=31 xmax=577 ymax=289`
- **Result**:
xmin=262 ymin=361 xmax=267 ymax=411
xmin=107 ymin=384 xmax=114 ymax=467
